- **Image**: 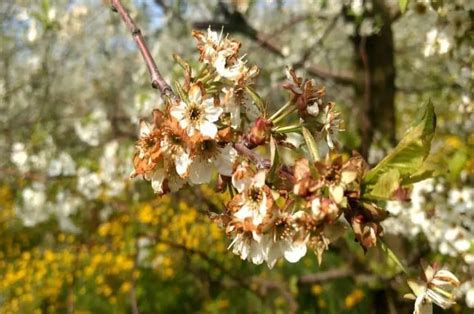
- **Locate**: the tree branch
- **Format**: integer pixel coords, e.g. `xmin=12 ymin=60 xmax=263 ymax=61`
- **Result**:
xmin=111 ymin=0 xmax=173 ymax=98
xmin=297 ymin=266 xmax=353 ymax=284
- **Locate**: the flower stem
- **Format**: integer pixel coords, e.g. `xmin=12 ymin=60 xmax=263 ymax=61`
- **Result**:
xmin=273 ymin=124 xmax=303 ymax=133
xmin=272 ymin=106 xmax=297 ymax=125
xmin=268 ymin=100 xmax=294 ymax=122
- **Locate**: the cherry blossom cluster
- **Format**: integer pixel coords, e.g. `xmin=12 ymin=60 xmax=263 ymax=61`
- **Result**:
xmin=131 ymin=28 xmax=391 ymax=268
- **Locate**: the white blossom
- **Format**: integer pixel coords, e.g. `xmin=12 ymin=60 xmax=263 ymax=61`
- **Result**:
xmin=170 ymin=86 xmax=223 ymax=138
xmin=187 ymin=142 xmax=237 ymax=184
xmin=424 ymin=29 xmax=451 ymax=57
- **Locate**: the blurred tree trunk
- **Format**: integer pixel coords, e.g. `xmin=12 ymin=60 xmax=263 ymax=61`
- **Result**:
xmin=349 ymin=1 xmax=396 ymax=159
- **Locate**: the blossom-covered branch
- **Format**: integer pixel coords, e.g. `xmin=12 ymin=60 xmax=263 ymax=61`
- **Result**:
xmin=111 ymin=4 xmax=460 ymax=312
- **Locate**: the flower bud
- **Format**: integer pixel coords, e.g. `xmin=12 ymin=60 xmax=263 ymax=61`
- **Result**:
xmin=248 ymin=117 xmax=271 ymax=147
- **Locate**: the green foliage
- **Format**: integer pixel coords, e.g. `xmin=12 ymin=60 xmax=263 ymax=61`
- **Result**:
xmin=399 ymin=0 xmax=409 ymax=13
xmin=245 ymin=85 xmax=266 ymax=114
xmin=302 ymin=127 xmax=321 ymax=162
xmin=362 ymin=101 xmax=436 ymax=198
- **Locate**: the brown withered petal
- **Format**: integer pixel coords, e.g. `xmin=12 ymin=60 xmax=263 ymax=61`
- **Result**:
xmin=215 ymin=174 xmax=230 ymax=192
xmin=152 ymin=109 xmax=165 ymax=127
xmin=361 ymin=201 xmax=389 ymax=222
xmin=132 ymin=153 xmax=156 ymax=178
xmin=310 ymin=234 xmax=330 ymax=265
xmin=286 ymin=67 xmax=303 ymax=88
xmin=262 ymin=186 xmax=275 ymax=213
xmin=209 ymin=212 xmax=232 ymax=229
xmin=345 ymin=151 xmax=369 ymax=176
xmin=218 ymin=126 xmax=233 ymax=142
xmin=226 ymin=194 xmax=245 ymax=214
xmin=294 ymin=178 xmax=310 ymax=197
xmin=360 ymin=222 xmax=379 ymax=249
xmin=294 ymin=159 xmax=311 ymax=181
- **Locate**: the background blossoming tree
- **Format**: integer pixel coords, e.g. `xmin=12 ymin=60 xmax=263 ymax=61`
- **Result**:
xmin=0 ymin=0 xmax=472 ymax=313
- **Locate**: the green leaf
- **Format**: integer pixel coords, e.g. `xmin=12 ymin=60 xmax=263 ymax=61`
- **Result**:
xmin=302 ymin=127 xmax=320 ymax=161
xmin=268 ymin=136 xmax=280 ymax=182
xmin=244 ymin=86 xmax=266 ymax=114
xmin=380 ymin=240 xmax=407 ymax=274
xmin=368 ymin=169 xmax=400 ymax=199
xmin=399 ymin=0 xmax=409 ymax=13
xmin=363 ymin=101 xmax=436 ymax=190
xmin=448 ymin=149 xmax=467 ymax=181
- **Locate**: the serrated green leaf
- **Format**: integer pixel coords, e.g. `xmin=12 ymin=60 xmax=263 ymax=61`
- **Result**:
xmin=368 ymin=169 xmax=400 ymax=199
xmin=302 ymin=127 xmax=320 ymax=161
xmin=363 ymin=101 xmax=436 ymax=189
xmin=245 ymin=86 xmax=266 ymax=114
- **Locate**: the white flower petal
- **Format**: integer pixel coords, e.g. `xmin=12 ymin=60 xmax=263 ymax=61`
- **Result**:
xmin=139 ymin=121 xmax=151 ymax=137
xmin=175 ymin=152 xmax=191 ymax=177
xmin=341 ymin=170 xmax=357 ymax=185
xmin=307 ymin=104 xmax=319 ymax=116
xmin=413 ymin=294 xmax=432 ymax=314
xmin=199 ymin=120 xmax=218 ymax=138
xmin=188 ymin=86 xmax=202 ymax=103
xmin=329 ymin=185 xmax=344 ymax=204
xmin=151 ymin=168 xmax=166 ymax=194
xmin=266 ymin=242 xmax=282 ymax=269
xmin=465 ymin=288 xmax=474 ymax=308
xmin=253 ymin=171 xmax=267 ymax=188
xmin=234 ymin=204 xmax=253 ymax=221
xmin=311 ymin=198 xmax=321 ymax=216
xmin=250 ymin=240 xmax=265 ymax=265
xmin=215 ymin=145 xmax=237 ymax=176
xmin=204 ymin=103 xmax=223 ymax=122
xmin=170 ymin=102 xmax=186 ymax=121
xmin=326 ymin=133 xmax=335 ymax=149
xmin=282 ymin=240 xmax=307 ymax=263
xmin=189 ymin=159 xmax=212 ymax=184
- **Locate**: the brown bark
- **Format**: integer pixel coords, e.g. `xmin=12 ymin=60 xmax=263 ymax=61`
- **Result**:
xmin=350 ymin=1 xmax=396 ymax=159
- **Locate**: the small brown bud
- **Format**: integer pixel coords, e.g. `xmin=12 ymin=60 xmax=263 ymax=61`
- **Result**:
xmin=248 ymin=117 xmax=271 ymax=146
xmin=216 ymin=174 xmax=230 ymax=192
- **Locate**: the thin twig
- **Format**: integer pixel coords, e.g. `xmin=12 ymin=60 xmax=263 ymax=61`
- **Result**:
xmin=111 ymin=0 xmax=173 ymax=98
xmin=297 ymin=266 xmax=353 ymax=284
xmin=295 ymin=15 xmax=339 ymax=69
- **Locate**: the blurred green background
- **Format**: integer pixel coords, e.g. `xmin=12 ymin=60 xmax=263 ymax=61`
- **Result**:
xmin=0 ymin=0 xmax=472 ymax=313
